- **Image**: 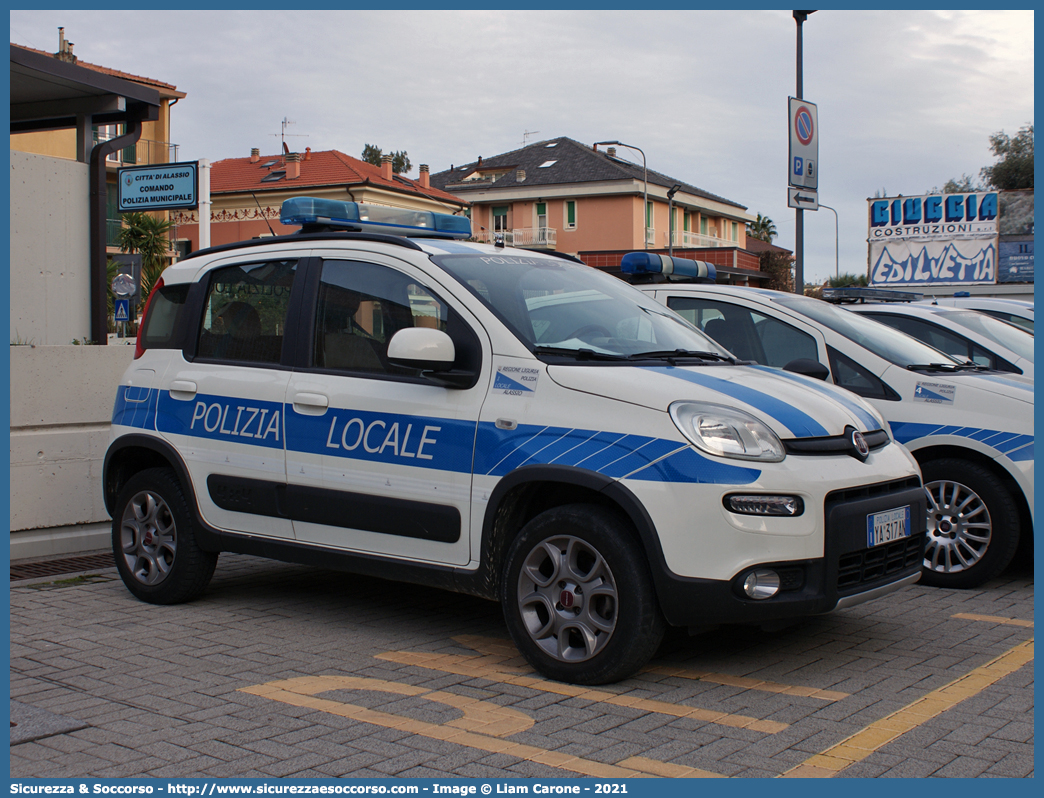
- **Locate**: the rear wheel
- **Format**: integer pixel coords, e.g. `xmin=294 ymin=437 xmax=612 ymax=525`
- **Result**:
xmin=500 ymin=504 xmax=665 ymax=684
xmin=112 ymin=467 xmax=218 ymax=604
xmin=919 ymin=458 xmax=1019 ymax=589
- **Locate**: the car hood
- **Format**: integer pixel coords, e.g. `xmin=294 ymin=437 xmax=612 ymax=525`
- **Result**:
xmin=546 ymin=363 xmax=883 ymax=440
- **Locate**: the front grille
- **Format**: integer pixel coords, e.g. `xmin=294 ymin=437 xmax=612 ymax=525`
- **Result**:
xmin=837 ymin=535 xmax=924 ymax=591
xmin=784 ymin=429 xmax=890 ymax=456
xmin=827 ymin=476 xmax=922 ymax=505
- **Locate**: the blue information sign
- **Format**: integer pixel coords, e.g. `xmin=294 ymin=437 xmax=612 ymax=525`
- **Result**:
xmin=118 ymin=161 xmax=198 ymax=211
xmin=114 ymin=298 xmax=130 ymax=323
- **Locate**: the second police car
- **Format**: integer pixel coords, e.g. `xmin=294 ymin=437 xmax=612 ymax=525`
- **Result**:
xmin=630 ymin=262 xmax=1033 ymax=591
xmin=105 ymin=198 xmax=926 ymax=684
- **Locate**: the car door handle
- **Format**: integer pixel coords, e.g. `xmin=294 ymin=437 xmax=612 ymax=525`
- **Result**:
xmin=168 ymin=380 xmax=197 ymax=398
xmin=292 ymin=392 xmax=329 ymax=412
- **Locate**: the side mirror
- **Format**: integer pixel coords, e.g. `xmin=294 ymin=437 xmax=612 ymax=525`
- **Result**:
xmin=387 ymin=327 xmax=476 ymax=389
xmin=783 ymin=358 xmax=830 ymax=381
xmin=388 ymin=327 xmax=455 ymax=371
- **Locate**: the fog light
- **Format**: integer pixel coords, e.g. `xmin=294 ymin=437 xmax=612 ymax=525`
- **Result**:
xmin=725 ymin=494 xmax=803 ymax=516
xmin=743 ymin=569 xmax=781 ymax=600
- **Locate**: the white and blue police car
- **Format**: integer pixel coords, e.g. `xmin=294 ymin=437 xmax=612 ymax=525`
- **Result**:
xmin=633 ymin=272 xmax=1032 ymax=590
xmin=106 ymin=198 xmax=926 ymax=684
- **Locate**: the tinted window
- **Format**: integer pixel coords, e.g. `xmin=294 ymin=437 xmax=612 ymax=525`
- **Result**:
xmin=860 ymin=313 xmax=995 ymax=367
xmin=197 ymin=259 xmax=297 ymax=364
xmin=139 ymin=283 xmax=189 ymax=351
xmin=314 ymin=259 xmax=478 ymax=377
xmin=827 ymin=346 xmax=897 ymax=400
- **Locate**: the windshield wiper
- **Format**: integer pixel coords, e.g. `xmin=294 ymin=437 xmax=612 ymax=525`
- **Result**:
xmin=532 ymin=346 xmax=627 ymax=361
xmin=629 ymin=349 xmax=743 ymax=364
xmin=906 ymin=362 xmax=988 ymax=372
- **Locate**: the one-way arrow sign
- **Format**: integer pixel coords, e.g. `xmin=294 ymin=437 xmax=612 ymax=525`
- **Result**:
xmin=788 ymin=187 xmax=819 ymax=210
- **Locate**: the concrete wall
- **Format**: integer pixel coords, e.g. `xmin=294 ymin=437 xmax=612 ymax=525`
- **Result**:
xmin=10 ymin=150 xmax=91 ymax=346
xmin=10 ymin=344 xmax=135 ymax=554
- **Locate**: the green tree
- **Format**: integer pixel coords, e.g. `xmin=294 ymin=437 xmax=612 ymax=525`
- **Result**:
xmin=759 ymin=250 xmax=793 ymax=292
xmin=928 ymin=174 xmax=982 ymax=194
xmin=827 ymin=272 xmax=868 ymax=288
xmin=118 ymin=211 xmax=174 ymax=303
xmin=361 ymin=143 xmax=412 ymax=175
xmin=980 ymin=123 xmax=1033 ymax=190
xmin=746 ymin=213 xmax=777 ymax=243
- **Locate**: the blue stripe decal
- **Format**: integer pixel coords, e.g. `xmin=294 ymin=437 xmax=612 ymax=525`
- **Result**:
xmin=1008 ymin=443 xmax=1034 ymax=462
xmin=129 ymin=389 xmax=759 ymax=484
xmin=889 ymin=421 xmax=1034 ymax=461
xmin=112 ymin=386 xmax=159 ymax=430
xmin=749 ymin=365 xmax=879 ymax=431
xmin=157 ymin=392 xmax=286 ymax=450
xmin=642 ymin=366 xmax=829 ymax=438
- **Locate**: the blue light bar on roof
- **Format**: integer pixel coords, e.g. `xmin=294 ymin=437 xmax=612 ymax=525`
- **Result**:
xmin=280 ymin=197 xmax=471 ymax=239
xmin=822 ymin=287 xmax=923 ymax=303
xmin=620 ymin=252 xmax=717 ymax=282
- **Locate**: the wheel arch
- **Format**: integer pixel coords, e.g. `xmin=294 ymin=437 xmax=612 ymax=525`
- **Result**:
xmin=104 ymin=435 xmax=197 ymax=518
xmin=911 ymin=443 xmax=1032 ymax=544
xmin=477 ymin=465 xmax=665 ymax=601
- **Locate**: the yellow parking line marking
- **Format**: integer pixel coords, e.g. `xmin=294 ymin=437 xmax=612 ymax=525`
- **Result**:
xmin=240 ymin=676 xmax=665 ymax=778
xmin=780 ymin=639 xmax=1034 ymax=778
xmin=377 ymin=649 xmax=786 ymax=733
xmin=645 ymin=665 xmax=849 ymax=701
xmin=618 ymin=756 xmax=726 ymax=778
xmin=952 ymin=613 xmax=1033 ymax=628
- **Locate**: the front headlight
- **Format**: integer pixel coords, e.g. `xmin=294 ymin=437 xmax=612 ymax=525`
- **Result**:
xmin=669 ymin=401 xmax=785 ymax=462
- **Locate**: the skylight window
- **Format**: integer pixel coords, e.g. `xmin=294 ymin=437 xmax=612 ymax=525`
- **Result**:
xmin=260 ymin=171 xmax=286 ymax=182
xmin=260 ymin=160 xmax=278 ymax=168
xmin=538 ymin=160 xmax=557 ymax=168
xmin=545 ymin=142 xmax=557 ymax=147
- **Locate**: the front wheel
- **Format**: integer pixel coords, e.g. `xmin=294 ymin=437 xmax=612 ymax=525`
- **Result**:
xmin=112 ymin=467 xmax=218 ymax=604
xmin=919 ymin=458 xmax=1020 ymax=589
xmin=500 ymin=504 xmax=666 ymax=684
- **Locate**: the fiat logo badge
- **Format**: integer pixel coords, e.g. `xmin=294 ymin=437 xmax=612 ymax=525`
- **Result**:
xmin=851 ymin=430 xmax=870 ymax=459
xmin=560 ymin=590 xmax=574 ymax=608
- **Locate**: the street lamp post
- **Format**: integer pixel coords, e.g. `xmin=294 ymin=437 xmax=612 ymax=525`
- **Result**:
xmin=595 ymin=140 xmax=648 ymax=249
xmin=667 ymin=184 xmax=681 ymax=256
xmin=820 ymin=203 xmax=839 ymax=281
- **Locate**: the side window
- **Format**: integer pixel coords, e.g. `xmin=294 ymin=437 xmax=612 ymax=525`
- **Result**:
xmin=197 ymin=259 xmax=297 ymax=364
xmin=750 ymin=311 xmax=818 ymax=367
xmin=139 ymin=283 xmax=189 ymax=351
xmin=314 ymin=260 xmax=478 ymax=378
xmin=664 ymin=297 xmax=765 ymax=363
xmin=827 ymin=346 xmax=897 ymax=400
xmin=864 ymin=313 xmax=989 ymax=365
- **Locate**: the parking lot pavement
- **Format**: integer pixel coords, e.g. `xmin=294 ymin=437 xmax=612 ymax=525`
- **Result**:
xmin=10 ymin=553 xmax=1033 ymax=779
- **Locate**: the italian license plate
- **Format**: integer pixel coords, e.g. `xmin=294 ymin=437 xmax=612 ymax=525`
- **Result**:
xmin=867 ymin=506 xmax=911 ymax=548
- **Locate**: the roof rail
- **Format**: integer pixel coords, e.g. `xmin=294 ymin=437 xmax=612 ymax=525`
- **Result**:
xmin=822 ymin=287 xmax=923 ymax=304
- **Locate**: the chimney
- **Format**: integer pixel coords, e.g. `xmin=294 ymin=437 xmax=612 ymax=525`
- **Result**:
xmin=250 ymin=148 xmax=260 ymax=163
xmin=381 ymin=154 xmax=393 ymax=180
xmin=516 ymin=169 xmax=526 ymax=182
xmin=607 ymin=147 xmax=617 ymax=158
xmin=286 ymin=152 xmax=301 ymax=179
xmin=477 ymin=156 xmax=483 ymax=168
xmin=419 ymin=164 xmax=430 ymax=189
xmin=304 ymin=147 xmax=312 ymax=161
xmin=56 ymin=27 xmax=77 ymax=63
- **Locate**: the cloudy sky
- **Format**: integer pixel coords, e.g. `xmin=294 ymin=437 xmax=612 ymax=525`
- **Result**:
xmin=10 ymin=9 xmax=1033 ymax=284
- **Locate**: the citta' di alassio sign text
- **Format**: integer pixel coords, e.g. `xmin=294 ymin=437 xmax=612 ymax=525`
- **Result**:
xmin=118 ymin=161 xmax=198 ymax=212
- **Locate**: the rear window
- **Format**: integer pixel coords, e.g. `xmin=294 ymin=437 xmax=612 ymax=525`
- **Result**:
xmin=139 ymin=283 xmax=190 ymax=350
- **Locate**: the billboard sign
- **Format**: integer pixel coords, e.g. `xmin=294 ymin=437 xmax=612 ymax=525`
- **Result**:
xmin=868 ymin=192 xmax=999 ymax=286
xmin=118 ymin=161 xmax=198 ymax=212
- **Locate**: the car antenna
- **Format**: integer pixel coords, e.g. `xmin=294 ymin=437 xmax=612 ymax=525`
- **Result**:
xmin=251 ymin=192 xmax=276 ymax=236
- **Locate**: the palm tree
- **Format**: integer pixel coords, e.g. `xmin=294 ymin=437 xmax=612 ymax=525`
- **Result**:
xmin=118 ymin=211 xmax=174 ymax=301
xmin=747 ymin=213 xmax=777 ymax=243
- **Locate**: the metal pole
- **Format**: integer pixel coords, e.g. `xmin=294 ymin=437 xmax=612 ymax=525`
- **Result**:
xmin=595 ymin=141 xmax=648 ymax=249
xmin=820 ymin=203 xmax=839 ymax=281
xmin=793 ymin=11 xmax=810 ymax=295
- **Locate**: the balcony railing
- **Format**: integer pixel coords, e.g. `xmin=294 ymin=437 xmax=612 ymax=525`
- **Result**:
xmin=675 ymin=230 xmax=734 ymax=248
xmin=645 ymin=227 xmax=656 ymax=246
xmin=94 ymin=131 xmax=179 ymax=166
xmin=473 ymin=228 xmax=557 ymax=247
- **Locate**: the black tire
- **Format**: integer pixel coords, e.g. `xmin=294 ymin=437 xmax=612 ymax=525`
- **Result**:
xmin=499 ymin=504 xmax=666 ymax=684
xmin=919 ymin=458 xmax=1020 ymax=589
xmin=111 ymin=467 xmax=218 ymax=604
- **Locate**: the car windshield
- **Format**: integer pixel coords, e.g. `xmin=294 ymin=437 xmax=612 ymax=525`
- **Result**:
xmin=771 ymin=293 xmax=964 ymax=367
xmin=431 ymin=253 xmax=728 ymax=358
xmin=943 ymin=310 xmax=1035 ymax=361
